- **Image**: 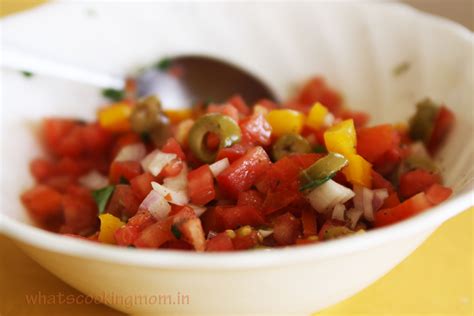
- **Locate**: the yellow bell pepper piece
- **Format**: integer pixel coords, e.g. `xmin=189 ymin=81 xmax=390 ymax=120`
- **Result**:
xmin=306 ymin=102 xmax=329 ymax=130
xmin=324 ymin=119 xmax=356 ymax=156
xmin=266 ymin=109 xmax=304 ymax=137
xmin=98 ymin=103 xmax=132 ymax=132
xmin=342 ymin=153 xmax=372 ymax=188
xmin=98 ymin=214 xmax=125 ymax=244
xmin=164 ymin=109 xmax=193 ymax=124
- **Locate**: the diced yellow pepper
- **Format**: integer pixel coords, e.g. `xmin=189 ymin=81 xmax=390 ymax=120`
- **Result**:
xmin=306 ymin=102 xmax=329 ymax=130
xmin=98 ymin=214 xmax=125 ymax=244
xmin=342 ymin=153 xmax=372 ymax=188
xmin=98 ymin=103 xmax=132 ymax=132
xmin=164 ymin=109 xmax=193 ymax=124
xmin=266 ymin=109 xmax=305 ymax=137
xmin=324 ymin=119 xmax=356 ymax=156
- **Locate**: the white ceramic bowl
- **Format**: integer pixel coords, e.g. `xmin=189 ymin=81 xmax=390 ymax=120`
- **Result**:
xmin=1 ymin=2 xmax=473 ymax=315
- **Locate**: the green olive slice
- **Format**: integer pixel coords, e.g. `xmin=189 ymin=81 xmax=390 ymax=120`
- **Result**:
xmin=130 ymin=96 xmax=165 ymax=134
xmin=188 ymin=113 xmax=241 ymax=163
xmin=409 ymin=98 xmax=439 ymax=144
xmin=272 ymin=133 xmax=312 ymax=161
xmin=300 ymin=152 xmax=348 ymax=191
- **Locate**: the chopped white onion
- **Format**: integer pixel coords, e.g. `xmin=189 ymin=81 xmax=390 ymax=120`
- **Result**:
xmin=141 ymin=150 xmax=177 ymax=176
xmin=306 ymin=180 xmax=355 ymax=213
xmin=207 ymin=230 xmax=218 ymax=239
xmin=163 ymin=166 xmax=188 ymax=191
xmin=114 ymin=143 xmax=146 ymax=162
xmin=354 ymin=185 xmax=389 ymax=222
xmin=78 ymin=170 xmax=109 ymax=190
xmin=346 ymin=208 xmax=364 ymax=229
xmin=209 ymin=158 xmax=230 ymax=177
xmin=188 ymin=204 xmax=207 ymax=217
xmin=139 ymin=190 xmax=171 ymax=220
xmin=362 ymin=187 xmax=375 ymax=221
xmin=151 ymin=181 xmax=189 ymax=205
xmin=323 ymin=113 xmax=335 ymax=127
xmin=332 ymin=203 xmax=346 ymax=221
xmin=372 ymin=189 xmax=389 ymax=212
xmin=258 ymin=228 xmax=274 ymax=238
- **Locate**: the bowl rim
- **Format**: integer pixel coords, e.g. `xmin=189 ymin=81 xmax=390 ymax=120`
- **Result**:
xmin=1 ymin=2 xmax=473 ymax=270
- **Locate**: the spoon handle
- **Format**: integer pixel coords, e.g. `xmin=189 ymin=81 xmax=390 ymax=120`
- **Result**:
xmin=1 ymin=48 xmax=124 ymax=89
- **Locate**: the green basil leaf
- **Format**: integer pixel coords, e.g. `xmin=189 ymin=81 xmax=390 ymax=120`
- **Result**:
xmin=92 ymin=185 xmax=115 ymax=214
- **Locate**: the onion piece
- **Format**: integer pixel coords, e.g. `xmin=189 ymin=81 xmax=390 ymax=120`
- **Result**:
xmin=141 ymin=150 xmax=177 ymax=176
xmin=346 ymin=208 xmax=364 ymax=229
xmin=362 ymin=187 xmax=375 ymax=221
xmin=332 ymin=204 xmax=346 ymax=221
xmin=139 ymin=190 xmax=171 ymax=220
xmin=151 ymin=181 xmax=189 ymax=205
xmin=209 ymin=158 xmax=230 ymax=177
xmin=163 ymin=166 xmax=188 ymax=191
xmin=188 ymin=204 xmax=207 ymax=217
xmin=372 ymin=189 xmax=389 ymax=212
xmin=114 ymin=143 xmax=146 ymax=162
xmin=78 ymin=170 xmax=109 ymax=190
xmin=258 ymin=228 xmax=274 ymax=240
xmin=306 ymin=179 xmax=355 ymax=213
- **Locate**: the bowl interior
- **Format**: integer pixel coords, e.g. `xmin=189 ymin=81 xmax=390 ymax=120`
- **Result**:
xmin=1 ymin=2 xmax=472 ymax=227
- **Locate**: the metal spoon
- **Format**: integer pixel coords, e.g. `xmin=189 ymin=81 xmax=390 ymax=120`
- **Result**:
xmin=2 ymin=48 xmax=276 ymax=108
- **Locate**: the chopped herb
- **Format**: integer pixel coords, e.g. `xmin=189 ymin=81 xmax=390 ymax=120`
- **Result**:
xmin=156 ymin=58 xmax=172 ymax=71
xmin=393 ymin=62 xmax=410 ymax=76
xmin=102 ymin=88 xmax=124 ymax=102
xmin=21 ymin=71 xmax=34 ymax=78
xmin=171 ymin=225 xmax=182 ymax=239
xmin=313 ymin=144 xmax=327 ymax=153
xmin=92 ymin=185 xmax=115 ymax=214
xmin=119 ymin=176 xmax=129 ymax=184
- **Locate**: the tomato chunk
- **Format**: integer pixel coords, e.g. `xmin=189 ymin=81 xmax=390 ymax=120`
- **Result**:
xmin=187 ymin=165 xmax=216 ymax=205
xmin=237 ymin=190 xmax=264 ymax=208
xmin=134 ymin=217 xmax=174 ymax=248
xmin=357 ymin=124 xmax=398 ymax=163
xmin=161 ymin=137 xmax=186 ymax=160
xmin=399 ymin=169 xmax=441 ymax=199
xmin=130 ymin=172 xmax=154 ymax=201
xmin=424 ymin=183 xmax=452 ymax=205
xmin=375 ymin=192 xmax=432 ymax=227
xmin=106 ymin=184 xmax=140 ymax=218
xmin=21 ymin=185 xmax=63 ymax=224
xmin=215 ymin=205 xmax=265 ymax=230
xmin=428 ymin=106 xmax=455 ymax=154
xmin=301 ymin=209 xmax=317 ymax=237
xmin=109 ymin=161 xmax=142 ymax=184
xmin=233 ymin=229 xmax=259 ymax=250
xmin=206 ymin=232 xmax=235 ymax=251
xmin=239 ymin=114 xmax=272 ymax=146
xmin=272 ymin=213 xmax=301 ymax=246
xmin=217 ymin=146 xmax=271 ymax=198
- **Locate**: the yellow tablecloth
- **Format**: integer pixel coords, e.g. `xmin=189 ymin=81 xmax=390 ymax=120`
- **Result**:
xmin=0 ymin=2 xmax=472 ymax=316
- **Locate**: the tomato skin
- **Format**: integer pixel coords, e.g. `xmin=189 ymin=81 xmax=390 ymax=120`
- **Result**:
xmin=233 ymin=230 xmax=259 ymax=250
xmin=44 ymin=119 xmax=82 ymax=157
xmin=109 ymin=161 xmax=142 ymax=184
xmin=228 ymin=94 xmax=250 ymax=116
xmin=134 ymin=217 xmax=174 ymax=248
xmin=357 ymin=124 xmax=398 ymax=163
xmin=161 ymin=137 xmax=186 ymax=160
xmin=215 ymin=205 xmax=265 ymax=230
xmin=61 ymin=187 xmax=98 ymax=235
xmin=106 ymin=184 xmax=140 ymax=218
xmin=424 ymin=183 xmax=452 ymax=205
xmin=114 ymin=225 xmax=140 ymax=246
xmin=30 ymin=158 xmax=57 ymax=181
xmin=239 ymin=114 xmax=272 ymax=146
xmin=273 ymin=213 xmax=301 ymax=246
xmin=127 ymin=209 xmax=155 ymax=231
xmin=428 ymin=106 xmax=455 ymax=154
xmin=160 ymin=159 xmax=184 ymax=178
xmin=206 ymin=232 xmax=235 ymax=251
xmin=217 ymin=146 xmax=271 ymax=198
xmin=216 ymin=144 xmax=249 ymax=163
xmin=374 ymin=192 xmax=432 ymax=227
xmin=399 ymin=169 xmax=441 ymax=199
xmin=295 ymin=77 xmax=342 ymax=113
xmin=381 ymin=192 xmax=401 ymax=209
xmin=207 ymin=104 xmax=239 ymax=122
xmin=373 ymin=147 xmax=402 ymax=176
xmin=81 ymin=123 xmax=112 ymax=154
xmin=371 ymin=170 xmax=395 ymax=193
xmin=130 ymin=172 xmax=154 ymax=201
xmin=187 ymin=165 xmax=216 ymax=205
xmin=21 ymin=185 xmax=63 ymax=224
xmin=301 ymin=209 xmax=317 ymax=237
xmin=237 ymin=190 xmax=264 ymax=208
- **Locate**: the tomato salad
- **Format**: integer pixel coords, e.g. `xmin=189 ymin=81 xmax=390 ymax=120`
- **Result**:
xmin=21 ymin=77 xmax=455 ymax=251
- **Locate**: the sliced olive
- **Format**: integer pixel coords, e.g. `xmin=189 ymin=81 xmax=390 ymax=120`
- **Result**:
xmin=404 ymin=155 xmax=439 ymax=173
xmin=188 ymin=113 xmax=241 ymax=163
xmin=130 ymin=96 xmax=171 ymax=147
xmin=300 ymin=152 xmax=348 ymax=191
xmin=409 ymin=98 xmax=439 ymax=143
xmin=272 ymin=133 xmax=312 ymax=161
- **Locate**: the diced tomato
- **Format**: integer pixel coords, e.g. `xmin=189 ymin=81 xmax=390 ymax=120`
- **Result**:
xmin=164 ymin=240 xmax=194 ymax=250
xmin=206 ymin=232 xmax=235 ymax=251
xmin=233 ymin=230 xmax=259 ymax=250
xmin=130 ymin=172 xmax=154 ymax=201
xmin=424 ymin=183 xmax=452 ymax=205
xmin=207 ymin=104 xmax=239 ymax=122
xmin=373 ymin=147 xmax=402 ymax=176
xmin=106 ymin=184 xmax=140 ymax=218
xmin=428 ymin=106 xmax=455 ymax=154
xmin=134 ymin=217 xmax=174 ymax=248
xmin=301 ymin=209 xmax=317 ymax=237
xmin=56 ymin=125 xmax=85 ymax=157
xmin=30 ymin=158 xmax=57 ymax=181
xmin=61 ymin=188 xmax=98 ymax=235
xmin=161 ymin=137 xmax=186 ymax=160
xmin=160 ymin=159 xmax=184 ymax=178
xmin=371 ymin=170 xmax=395 ymax=193
xmin=381 ymin=192 xmax=401 ymax=209
xmin=239 ymin=114 xmax=272 ymax=146
xmin=216 ymin=144 xmax=249 ymax=163
xmin=57 ymin=157 xmax=85 ymax=178
xmin=127 ymin=209 xmax=155 ymax=231
xmin=228 ymin=95 xmax=250 ymax=115
xmin=357 ymin=124 xmax=398 ymax=163
xmin=215 ymin=205 xmax=265 ymax=230
xmin=111 ymin=132 xmax=142 ymax=158
xmin=374 ymin=192 xmax=432 ymax=227
xmin=43 ymin=119 xmax=81 ymax=157
xmin=339 ymin=109 xmax=370 ymax=128
xmin=21 ymin=185 xmax=63 ymax=224
xmin=187 ymin=165 xmax=216 ymax=205
xmin=399 ymin=169 xmax=441 ymax=199
xmin=217 ymin=146 xmax=271 ymax=198
xmin=81 ymin=123 xmax=112 ymax=153
xmin=179 ymin=218 xmax=206 ymax=251
xmin=272 ymin=213 xmax=301 ymax=246
xmin=237 ymin=190 xmax=264 ymax=208
xmin=109 ymin=161 xmax=142 ymax=184
xmin=295 ymin=237 xmax=319 ymax=246
xmin=171 ymin=206 xmax=197 ymax=225
xmin=114 ymin=225 xmax=140 ymax=246
xmin=256 ymin=98 xmax=278 ymax=111
xmin=200 ymin=207 xmax=224 ymax=234
xmin=295 ymin=77 xmax=342 ymax=113
xmin=43 ymin=175 xmax=77 ymax=193
xmin=288 ymin=153 xmax=323 ymax=169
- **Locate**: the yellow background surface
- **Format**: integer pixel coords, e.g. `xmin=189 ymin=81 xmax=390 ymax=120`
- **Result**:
xmin=0 ymin=1 xmax=472 ymax=316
